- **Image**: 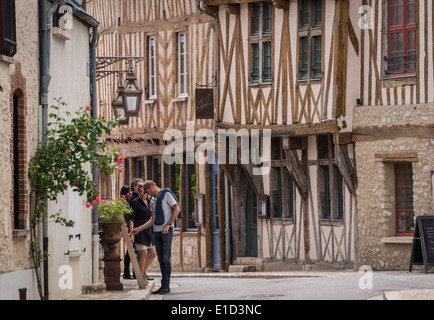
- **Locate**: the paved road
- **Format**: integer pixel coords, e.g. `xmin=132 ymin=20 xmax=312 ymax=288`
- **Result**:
xmin=150 ymin=271 xmax=434 ymax=300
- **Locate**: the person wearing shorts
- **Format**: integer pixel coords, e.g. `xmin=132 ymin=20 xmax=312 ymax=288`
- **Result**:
xmin=130 ymin=184 xmax=156 ymax=283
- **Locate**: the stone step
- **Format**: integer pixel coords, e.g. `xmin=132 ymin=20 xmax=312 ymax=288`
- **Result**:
xmin=233 ymin=257 xmax=259 ymax=265
xmin=228 ymin=264 xmax=257 ymax=273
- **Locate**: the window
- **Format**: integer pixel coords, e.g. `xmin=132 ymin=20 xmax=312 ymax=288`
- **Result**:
xmin=178 ymin=32 xmax=188 ymax=97
xmin=148 ymin=36 xmax=157 ymax=99
xmin=318 ymin=135 xmax=343 ymax=220
xmin=151 ymin=157 xmax=162 ymax=188
xmin=298 ymin=0 xmax=323 ymax=81
xmin=0 ymin=0 xmax=17 ymax=57
xmin=249 ymin=2 xmax=273 ymax=84
xmin=386 ymin=0 xmax=416 ymax=76
xmin=186 ymin=160 xmax=197 ymax=230
xmin=270 ymin=139 xmax=294 ymax=219
xmin=395 ymin=163 xmax=414 ymax=235
xmin=13 ymin=93 xmax=21 ymax=229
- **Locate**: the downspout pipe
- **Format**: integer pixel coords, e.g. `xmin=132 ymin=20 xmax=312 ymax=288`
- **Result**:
xmin=90 ymin=24 xmax=100 ymax=285
xmin=39 ymin=0 xmax=61 ymax=300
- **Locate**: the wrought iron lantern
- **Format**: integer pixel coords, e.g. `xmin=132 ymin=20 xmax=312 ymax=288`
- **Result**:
xmin=96 ymin=56 xmax=144 ymax=122
xmin=112 ymin=82 xmax=129 ymax=125
xmin=122 ymin=63 xmax=143 ymax=117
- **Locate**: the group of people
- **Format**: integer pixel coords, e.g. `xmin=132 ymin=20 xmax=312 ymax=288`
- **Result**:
xmin=120 ymin=178 xmax=181 ymax=295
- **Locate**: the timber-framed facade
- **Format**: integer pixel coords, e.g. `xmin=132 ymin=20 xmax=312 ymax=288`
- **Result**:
xmin=86 ymin=0 xmax=217 ymax=271
xmin=204 ymin=0 xmax=434 ymax=271
xmin=204 ymin=0 xmax=359 ymax=270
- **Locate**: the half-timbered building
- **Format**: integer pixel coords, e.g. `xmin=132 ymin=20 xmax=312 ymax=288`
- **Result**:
xmin=203 ymin=0 xmax=360 ymax=270
xmin=86 ymin=0 xmax=218 ymax=271
xmin=204 ymin=0 xmax=434 ymax=272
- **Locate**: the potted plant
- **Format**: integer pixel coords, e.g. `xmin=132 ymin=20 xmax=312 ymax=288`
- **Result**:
xmin=98 ymin=197 xmax=132 ymax=290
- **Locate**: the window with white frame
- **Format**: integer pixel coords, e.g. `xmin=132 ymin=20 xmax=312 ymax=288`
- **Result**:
xmin=178 ymin=32 xmax=188 ymax=97
xmin=148 ymin=36 xmax=157 ymax=99
xmin=249 ymin=2 xmax=273 ymax=84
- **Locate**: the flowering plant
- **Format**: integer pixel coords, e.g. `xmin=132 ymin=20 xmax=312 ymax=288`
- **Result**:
xmin=28 ymin=99 xmax=123 ymax=299
xmin=98 ymin=197 xmax=133 ymax=223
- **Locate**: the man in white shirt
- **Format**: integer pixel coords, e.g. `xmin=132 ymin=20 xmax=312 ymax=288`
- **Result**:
xmin=141 ymin=180 xmax=181 ymax=295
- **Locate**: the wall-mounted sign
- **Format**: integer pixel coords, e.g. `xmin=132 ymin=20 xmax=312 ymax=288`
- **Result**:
xmin=257 ymin=194 xmax=269 ymax=219
xmin=196 ymin=88 xmax=214 ymax=119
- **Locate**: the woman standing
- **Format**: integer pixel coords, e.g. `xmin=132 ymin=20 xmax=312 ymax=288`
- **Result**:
xmin=130 ymin=184 xmax=156 ymax=283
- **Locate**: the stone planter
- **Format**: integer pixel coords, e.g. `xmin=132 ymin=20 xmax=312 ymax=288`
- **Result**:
xmin=100 ymin=222 xmax=123 ymax=291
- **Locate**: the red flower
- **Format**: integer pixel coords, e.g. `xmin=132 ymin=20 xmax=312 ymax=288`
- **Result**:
xmin=96 ymin=195 xmax=101 ymax=203
xmin=86 ymin=203 xmax=91 ymax=208
xmin=118 ymin=168 xmax=123 ymax=173
xmin=86 ymin=106 xmax=91 ymax=110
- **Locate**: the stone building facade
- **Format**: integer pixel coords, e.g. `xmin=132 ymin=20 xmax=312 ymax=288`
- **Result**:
xmin=0 ymin=0 xmax=40 ymax=300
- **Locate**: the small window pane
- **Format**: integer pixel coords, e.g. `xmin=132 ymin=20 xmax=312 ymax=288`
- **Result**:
xmin=408 ymin=3 xmax=415 ymax=24
xmin=251 ymin=3 xmax=260 ymax=35
xmin=263 ymin=42 xmax=272 ymax=81
xmin=251 ymin=43 xmax=260 ymax=82
xmin=300 ymin=0 xmax=310 ymax=29
xmin=314 ymin=0 xmax=322 ymax=27
xmin=299 ymin=37 xmax=309 ymax=80
xmin=263 ymin=3 xmax=272 ymax=34
xmin=312 ymin=36 xmax=322 ymax=78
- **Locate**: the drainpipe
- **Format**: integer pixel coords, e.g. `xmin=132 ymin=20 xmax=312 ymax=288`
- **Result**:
xmin=90 ymin=24 xmax=100 ymax=285
xmin=39 ymin=0 xmax=61 ymax=300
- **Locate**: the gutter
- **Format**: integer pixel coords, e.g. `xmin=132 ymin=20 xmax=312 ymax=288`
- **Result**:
xmin=39 ymin=0 xmax=101 ymax=297
xmin=39 ymin=0 xmax=61 ymax=300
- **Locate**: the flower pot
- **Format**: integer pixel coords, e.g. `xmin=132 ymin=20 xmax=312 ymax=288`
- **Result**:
xmin=100 ymin=222 xmax=123 ymax=291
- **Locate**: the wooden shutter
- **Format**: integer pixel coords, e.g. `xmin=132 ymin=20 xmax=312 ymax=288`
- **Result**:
xmin=0 ymin=0 xmax=17 ymax=57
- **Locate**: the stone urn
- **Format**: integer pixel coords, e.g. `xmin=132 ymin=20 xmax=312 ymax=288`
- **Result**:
xmin=100 ymin=222 xmax=123 ymax=291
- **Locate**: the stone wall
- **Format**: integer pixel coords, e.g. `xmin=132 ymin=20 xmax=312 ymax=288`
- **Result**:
xmin=354 ymin=104 xmax=434 ymax=270
xmin=0 ymin=0 xmax=40 ymax=299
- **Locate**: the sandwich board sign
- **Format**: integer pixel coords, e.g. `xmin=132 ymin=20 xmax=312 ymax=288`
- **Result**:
xmin=409 ymin=216 xmax=434 ymax=274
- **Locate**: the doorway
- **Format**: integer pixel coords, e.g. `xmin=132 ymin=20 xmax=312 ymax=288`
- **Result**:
xmin=246 ymin=183 xmax=258 ymax=257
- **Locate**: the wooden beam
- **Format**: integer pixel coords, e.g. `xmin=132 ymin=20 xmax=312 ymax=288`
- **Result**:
xmin=216 ymin=120 xmax=339 ymax=136
xmin=333 ymin=132 xmax=353 ymax=145
xmin=221 ymin=163 xmax=236 ymax=186
xmin=283 ymin=149 xmax=309 ymax=198
xmin=225 ymin=4 xmax=240 ymax=15
xmin=240 ymin=161 xmax=264 ymax=195
xmin=374 ymin=152 xmax=418 ymax=163
xmin=334 ymin=145 xmax=355 ymax=195
xmin=282 ymin=137 xmax=307 ymax=150
xmin=353 ymin=124 xmax=434 ymax=142
xmin=272 ymin=0 xmax=289 ymax=10
xmin=121 ymin=225 xmax=147 ymax=289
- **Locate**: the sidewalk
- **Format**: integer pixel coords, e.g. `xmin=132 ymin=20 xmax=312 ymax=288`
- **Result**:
xmin=67 ymin=271 xmax=434 ymax=300
xmin=68 ymin=279 xmax=155 ymax=300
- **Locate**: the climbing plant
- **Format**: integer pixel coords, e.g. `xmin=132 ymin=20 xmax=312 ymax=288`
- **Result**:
xmin=28 ymin=99 xmax=122 ymax=300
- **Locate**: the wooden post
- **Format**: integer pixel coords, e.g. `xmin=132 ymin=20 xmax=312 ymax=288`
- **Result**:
xmin=120 ymin=224 xmax=147 ymax=289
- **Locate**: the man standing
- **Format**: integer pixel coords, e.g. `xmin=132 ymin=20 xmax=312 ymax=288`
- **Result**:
xmin=138 ymin=180 xmax=181 ymax=295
